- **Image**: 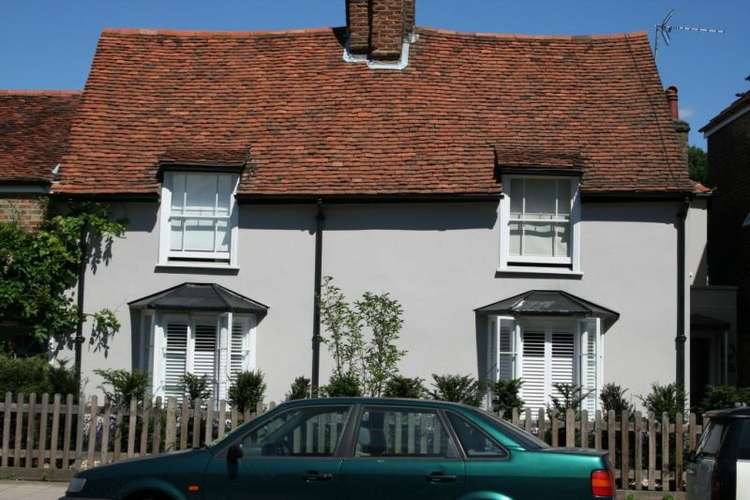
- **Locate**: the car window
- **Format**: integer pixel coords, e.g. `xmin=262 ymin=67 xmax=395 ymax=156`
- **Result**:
xmin=737 ymin=421 xmax=750 ymax=460
xmin=355 ymin=407 xmax=458 ymax=458
xmin=447 ymin=412 xmax=507 ymax=458
xmin=696 ymin=421 xmax=727 ymax=457
xmin=241 ymin=406 xmax=350 ymax=457
xmin=473 ymin=408 xmax=549 ymax=450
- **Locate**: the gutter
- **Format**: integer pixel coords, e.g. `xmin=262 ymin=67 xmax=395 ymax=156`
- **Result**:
xmin=311 ymin=199 xmax=325 ymax=396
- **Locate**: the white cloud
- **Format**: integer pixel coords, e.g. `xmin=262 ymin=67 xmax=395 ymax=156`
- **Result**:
xmin=679 ymin=107 xmax=696 ymax=119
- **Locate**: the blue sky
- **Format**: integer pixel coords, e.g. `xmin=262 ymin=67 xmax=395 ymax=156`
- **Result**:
xmin=2 ymin=0 xmax=747 ymax=147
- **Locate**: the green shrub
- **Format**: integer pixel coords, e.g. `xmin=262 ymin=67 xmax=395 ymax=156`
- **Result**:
xmin=229 ymin=370 xmax=266 ymax=413
xmin=383 ymin=375 xmax=425 ymax=398
xmin=95 ymin=368 xmax=149 ymax=408
xmin=286 ymin=376 xmax=311 ymax=400
xmin=429 ymin=374 xmax=483 ymax=407
xmin=548 ymin=383 xmax=592 ymax=420
xmin=700 ymin=385 xmax=750 ymax=411
xmin=181 ymin=373 xmax=211 ymax=403
xmin=640 ymin=383 xmax=686 ymax=419
xmin=323 ymin=372 xmax=362 ymax=397
xmin=0 ymin=353 xmax=78 ymax=396
xmin=491 ymin=378 xmax=524 ymax=416
xmin=600 ymin=383 xmax=634 ymax=414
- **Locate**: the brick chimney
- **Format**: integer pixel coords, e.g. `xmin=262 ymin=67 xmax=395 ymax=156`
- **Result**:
xmin=346 ymin=0 xmax=415 ymax=62
xmin=666 ymin=86 xmax=690 ymax=165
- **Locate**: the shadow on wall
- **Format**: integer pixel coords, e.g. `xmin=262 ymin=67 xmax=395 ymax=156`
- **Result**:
xmin=323 ymin=202 xmax=499 ymax=231
xmin=582 ymin=201 xmax=679 ymax=225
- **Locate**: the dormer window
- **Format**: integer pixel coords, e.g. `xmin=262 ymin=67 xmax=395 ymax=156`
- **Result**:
xmin=159 ymin=171 xmax=239 ymax=268
xmin=499 ymin=175 xmax=581 ymax=273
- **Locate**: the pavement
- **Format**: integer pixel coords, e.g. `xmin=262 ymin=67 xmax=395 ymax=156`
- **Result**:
xmin=0 ymin=481 xmax=66 ymax=500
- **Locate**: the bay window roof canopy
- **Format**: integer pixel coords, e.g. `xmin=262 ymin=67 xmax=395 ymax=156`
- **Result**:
xmin=475 ymin=290 xmax=619 ymax=330
xmin=129 ymin=282 xmax=268 ymax=317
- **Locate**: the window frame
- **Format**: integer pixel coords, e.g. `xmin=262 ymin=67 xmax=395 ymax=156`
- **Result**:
xmin=499 ymin=175 xmax=581 ymax=273
xmin=444 ymin=411 xmax=509 ymax=460
xmin=347 ymin=405 xmax=462 ymax=461
xmin=158 ymin=170 xmax=240 ymax=269
xmin=149 ymin=310 xmax=257 ymax=401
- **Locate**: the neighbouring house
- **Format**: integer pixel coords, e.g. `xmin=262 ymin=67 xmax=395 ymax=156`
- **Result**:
xmin=0 ymin=90 xmax=79 ymax=230
xmin=0 ymin=0 xmax=725 ymax=410
xmin=700 ymin=91 xmax=750 ymax=388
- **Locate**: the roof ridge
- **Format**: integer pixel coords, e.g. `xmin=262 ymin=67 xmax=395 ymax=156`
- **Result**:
xmin=417 ymin=26 xmax=648 ymax=41
xmin=0 ymin=90 xmax=81 ymax=96
xmin=101 ymin=26 xmax=336 ymax=37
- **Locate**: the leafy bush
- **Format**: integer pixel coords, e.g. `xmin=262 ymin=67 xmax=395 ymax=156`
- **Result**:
xmin=383 ymin=375 xmax=425 ymax=398
xmin=286 ymin=376 xmax=311 ymax=400
xmin=95 ymin=368 xmax=148 ymax=408
xmin=0 ymin=353 xmax=79 ymax=396
xmin=548 ymin=383 xmax=592 ymax=419
xmin=640 ymin=383 xmax=686 ymax=419
xmin=429 ymin=374 xmax=483 ymax=407
xmin=181 ymin=373 xmax=211 ymax=402
xmin=323 ymin=372 xmax=362 ymax=397
xmin=700 ymin=385 xmax=750 ymax=411
xmin=229 ymin=370 xmax=266 ymax=413
xmin=491 ymin=378 xmax=524 ymax=416
xmin=600 ymin=383 xmax=634 ymax=414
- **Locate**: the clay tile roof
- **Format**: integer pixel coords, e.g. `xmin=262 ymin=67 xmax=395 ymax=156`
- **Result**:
xmin=0 ymin=91 xmax=80 ymax=184
xmin=691 ymin=180 xmax=712 ymax=194
xmin=55 ymin=27 xmax=692 ymax=197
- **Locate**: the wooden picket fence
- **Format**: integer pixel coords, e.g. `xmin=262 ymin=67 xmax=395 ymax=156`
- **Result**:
xmin=0 ymin=392 xmax=707 ymax=492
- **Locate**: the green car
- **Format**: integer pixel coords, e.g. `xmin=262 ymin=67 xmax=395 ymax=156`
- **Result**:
xmin=61 ymin=398 xmax=614 ymax=500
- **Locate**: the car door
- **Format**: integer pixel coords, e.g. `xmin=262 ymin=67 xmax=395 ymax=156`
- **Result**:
xmin=338 ymin=405 xmax=465 ymax=500
xmin=686 ymin=419 xmax=727 ymax=500
xmin=202 ymin=405 xmax=352 ymax=500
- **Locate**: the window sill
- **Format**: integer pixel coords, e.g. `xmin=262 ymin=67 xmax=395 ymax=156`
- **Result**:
xmin=496 ymin=266 xmax=583 ymax=278
xmin=156 ymin=261 xmax=239 ymax=272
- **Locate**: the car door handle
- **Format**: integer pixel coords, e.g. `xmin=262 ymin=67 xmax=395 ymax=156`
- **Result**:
xmin=426 ymin=472 xmax=457 ymax=483
xmin=302 ymin=471 xmax=333 ymax=482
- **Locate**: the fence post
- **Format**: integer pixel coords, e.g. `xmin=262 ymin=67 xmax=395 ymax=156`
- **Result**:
xmin=634 ymin=411 xmax=643 ymax=488
xmin=63 ymin=394 xmax=73 ymax=470
xmin=594 ymin=410 xmax=602 ymax=450
xmin=25 ymin=392 xmax=36 ymax=470
xmin=607 ymin=410 xmax=616 ymax=469
xmin=511 ymin=408 xmax=519 ymax=427
xmin=205 ymin=398 xmax=214 ymax=446
xmin=179 ymin=400 xmax=190 ymax=450
xmin=74 ymin=393 xmax=85 ymax=471
xmin=49 ymin=394 xmax=61 ymax=471
xmin=165 ymin=397 xmax=177 ymax=452
xmin=537 ymin=408 xmax=546 ymax=443
xmin=127 ymin=399 xmax=137 ymax=458
xmin=100 ymin=402 xmax=111 ymax=465
xmin=152 ymin=397 xmax=162 ymax=455
xmin=13 ymin=393 xmax=24 ymax=468
xmin=87 ymin=395 xmax=98 ymax=468
xmin=551 ymin=411 xmax=559 ymax=447
xmin=580 ymin=410 xmax=589 ymax=448
xmin=218 ymin=400 xmax=227 ymax=441
xmin=621 ymin=409 xmax=630 ymax=489
xmin=192 ymin=398 xmax=202 ymax=449
xmin=38 ymin=393 xmax=49 ymax=470
xmin=648 ymin=412 xmax=656 ymax=491
xmin=688 ymin=413 xmax=697 ymax=452
xmin=661 ymin=412 xmax=670 ymax=492
xmin=676 ymin=412 xmax=684 ymax=491
xmin=565 ymin=409 xmax=575 ymax=447
xmin=2 ymin=392 xmax=11 ymax=468
xmin=113 ymin=403 xmax=123 ymax=462
xmin=524 ymin=408 xmax=532 ymax=434
xmin=139 ymin=398 xmax=151 ymax=456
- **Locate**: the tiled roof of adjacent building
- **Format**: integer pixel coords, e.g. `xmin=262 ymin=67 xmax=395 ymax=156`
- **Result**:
xmin=700 ymin=91 xmax=750 ymax=136
xmin=55 ymin=27 xmax=692 ymax=198
xmin=0 ymin=91 xmax=80 ymax=184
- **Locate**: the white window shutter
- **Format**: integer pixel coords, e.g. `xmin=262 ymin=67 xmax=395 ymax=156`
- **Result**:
xmin=550 ymin=332 xmax=575 ymax=402
xmin=520 ymin=330 xmax=547 ymax=410
xmin=578 ymin=318 xmax=601 ymax=413
xmin=193 ymin=321 xmax=219 ymax=399
xmin=164 ymin=321 xmax=189 ymax=400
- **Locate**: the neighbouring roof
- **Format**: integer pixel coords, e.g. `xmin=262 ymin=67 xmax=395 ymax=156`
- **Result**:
xmin=475 ymin=290 xmax=620 ymax=329
xmin=700 ymin=92 xmax=750 ymax=136
xmin=55 ymin=27 xmax=691 ymax=198
xmin=0 ymin=91 xmax=80 ymax=184
xmin=691 ymin=313 xmax=729 ymax=330
xmin=128 ymin=282 xmax=269 ymax=315
xmin=692 ymin=180 xmax=712 ymax=194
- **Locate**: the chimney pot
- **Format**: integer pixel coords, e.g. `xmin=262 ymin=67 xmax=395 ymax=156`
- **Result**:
xmin=666 ymin=85 xmax=679 ymax=120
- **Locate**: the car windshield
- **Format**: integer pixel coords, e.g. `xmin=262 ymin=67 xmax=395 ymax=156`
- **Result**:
xmin=696 ymin=421 xmax=727 ymax=457
xmin=473 ymin=408 xmax=549 ymax=449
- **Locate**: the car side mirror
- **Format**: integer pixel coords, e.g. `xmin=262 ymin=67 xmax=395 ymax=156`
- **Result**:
xmin=227 ymin=443 xmax=244 ymax=463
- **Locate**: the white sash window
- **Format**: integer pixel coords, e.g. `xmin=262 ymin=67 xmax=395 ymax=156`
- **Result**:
xmin=150 ymin=312 xmax=256 ymax=401
xmin=488 ymin=316 xmax=602 ymax=411
xmin=159 ymin=171 xmax=239 ymax=268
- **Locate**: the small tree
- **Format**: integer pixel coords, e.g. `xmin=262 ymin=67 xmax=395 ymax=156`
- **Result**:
xmin=182 ymin=373 xmax=212 ymax=403
xmin=356 ymin=292 xmax=405 ymax=397
xmin=95 ymin=369 xmax=149 ymax=408
xmin=229 ymin=370 xmax=266 ymax=413
xmin=286 ymin=376 xmax=311 ymax=401
xmin=320 ymin=277 xmax=364 ymax=377
xmin=548 ymin=383 xmax=592 ymax=420
xmin=491 ymin=378 xmax=524 ymax=416
xmin=383 ymin=375 xmax=425 ymax=399
xmin=322 ymin=372 xmax=363 ymax=397
xmin=430 ymin=374 xmax=484 ymax=407
xmin=699 ymin=385 xmax=749 ymax=412
xmin=640 ymin=383 xmax=686 ymax=419
xmin=600 ymin=383 xmax=634 ymax=414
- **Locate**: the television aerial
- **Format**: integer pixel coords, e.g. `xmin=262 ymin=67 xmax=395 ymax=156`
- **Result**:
xmin=654 ymin=9 xmax=725 ymax=57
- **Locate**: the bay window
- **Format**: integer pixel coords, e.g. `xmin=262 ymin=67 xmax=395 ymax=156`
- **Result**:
xmin=500 ymin=176 xmax=581 ymax=273
xmin=159 ymin=171 xmax=239 ymax=267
